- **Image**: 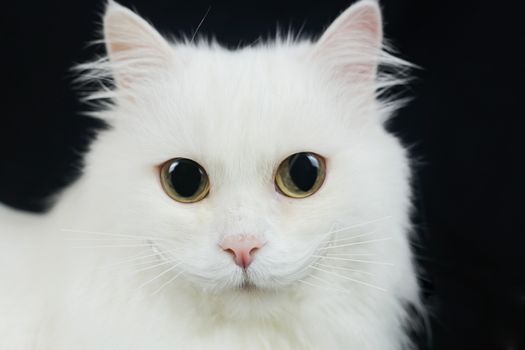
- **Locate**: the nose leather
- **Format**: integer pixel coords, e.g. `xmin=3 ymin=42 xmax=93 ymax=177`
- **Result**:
xmin=220 ymin=235 xmax=264 ymax=268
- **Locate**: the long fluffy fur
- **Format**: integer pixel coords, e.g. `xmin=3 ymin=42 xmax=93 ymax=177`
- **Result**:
xmin=0 ymin=1 xmax=421 ymax=349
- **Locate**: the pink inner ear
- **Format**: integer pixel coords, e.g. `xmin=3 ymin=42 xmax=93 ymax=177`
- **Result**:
xmin=104 ymin=10 xmax=160 ymax=58
xmin=314 ymin=2 xmax=383 ymax=83
xmin=343 ymin=5 xmax=382 ymax=45
xmin=103 ymin=4 xmax=174 ymax=90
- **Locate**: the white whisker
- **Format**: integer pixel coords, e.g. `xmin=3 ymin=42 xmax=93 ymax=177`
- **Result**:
xmin=308 ymin=274 xmax=353 ymax=294
xmin=61 ymin=228 xmax=171 ymax=242
xmin=137 ymin=262 xmax=182 ymax=290
xmin=151 ymin=270 xmax=185 ymax=296
xmin=190 ymin=7 xmax=211 ymax=43
xmin=298 ymin=278 xmax=350 ymax=295
xmin=68 ymin=238 xmax=155 ymax=242
xmin=71 ymin=244 xmax=157 ymax=249
xmin=313 ymin=262 xmax=374 ymax=276
xmin=323 ymin=230 xmax=379 ymax=244
xmin=310 ymin=265 xmax=386 ymax=292
xmin=317 ymin=253 xmax=375 ymax=257
xmin=111 ymin=257 xmax=162 ymax=271
xmin=319 ymin=216 xmax=392 ymax=238
xmin=97 ymin=258 xmax=159 ymax=272
xmin=312 ymin=255 xmax=393 ymax=266
xmin=97 ymin=248 xmax=183 ymax=273
xmin=100 ymin=249 xmax=171 ymax=269
xmin=128 ymin=259 xmax=177 ymax=275
xmin=319 ymin=237 xmax=392 ymax=250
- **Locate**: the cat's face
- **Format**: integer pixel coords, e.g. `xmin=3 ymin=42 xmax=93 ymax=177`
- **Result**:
xmin=81 ymin=0 xmax=410 ymax=298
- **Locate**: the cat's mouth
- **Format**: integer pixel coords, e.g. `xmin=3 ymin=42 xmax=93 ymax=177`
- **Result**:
xmin=239 ymin=279 xmax=257 ymax=291
xmin=237 ymin=271 xmax=261 ymax=292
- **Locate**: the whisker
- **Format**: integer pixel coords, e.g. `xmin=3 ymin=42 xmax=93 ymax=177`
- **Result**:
xmin=110 ymin=257 xmax=162 ymax=271
xmin=319 ymin=237 xmax=392 ymax=250
xmin=298 ymin=278 xmax=350 ymax=295
xmin=312 ymin=255 xmax=393 ymax=266
xmin=290 ymin=254 xmax=326 ymax=278
xmin=323 ymin=230 xmax=379 ymax=244
xmin=67 ymin=238 xmax=157 ymax=242
xmin=71 ymin=244 xmax=157 ymax=249
xmin=137 ymin=262 xmax=182 ymax=290
xmin=310 ymin=265 xmax=386 ymax=292
xmin=190 ymin=6 xmax=211 ymax=43
xmin=61 ymin=228 xmax=171 ymax=242
xmin=313 ymin=262 xmax=374 ymax=276
xmin=99 ymin=259 xmax=167 ymax=274
xmin=248 ymin=36 xmax=262 ymax=47
xmin=100 ymin=249 xmax=172 ymax=269
xmin=151 ymin=270 xmax=185 ymax=296
xmin=317 ymin=253 xmax=375 ymax=257
xmin=319 ymin=216 xmax=392 ymax=238
xmin=308 ymin=274 xmax=354 ymax=294
xmin=95 ymin=249 xmax=157 ymax=271
xmin=128 ymin=259 xmax=178 ymax=275
xmin=97 ymin=248 xmax=183 ymax=273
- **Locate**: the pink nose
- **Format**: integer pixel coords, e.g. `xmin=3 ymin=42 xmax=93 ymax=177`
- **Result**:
xmin=220 ymin=235 xmax=264 ymax=268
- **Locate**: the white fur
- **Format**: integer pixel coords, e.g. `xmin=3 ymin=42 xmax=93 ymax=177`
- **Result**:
xmin=0 ymin=1 xmax=420 ymax=349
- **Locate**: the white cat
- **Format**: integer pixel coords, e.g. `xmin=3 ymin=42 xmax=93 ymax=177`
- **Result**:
xmin=0 ymin=0 xmax=421 ymax=349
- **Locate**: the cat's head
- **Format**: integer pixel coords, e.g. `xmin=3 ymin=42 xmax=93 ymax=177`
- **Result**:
xmin=76 ymin=0 xmax=412 ymax=309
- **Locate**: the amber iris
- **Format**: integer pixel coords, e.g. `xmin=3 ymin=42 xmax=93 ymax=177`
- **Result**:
xmin=160 ymin=158 xmax=210 ymax=203
xmin=275 ymin=152 xmax=326 ymax=198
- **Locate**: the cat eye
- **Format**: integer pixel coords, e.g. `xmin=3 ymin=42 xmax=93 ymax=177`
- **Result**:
xmin=160 ymin=158 xmax=210 ymax=203
xmin=275 ymin=152 xmax=326 ymax=198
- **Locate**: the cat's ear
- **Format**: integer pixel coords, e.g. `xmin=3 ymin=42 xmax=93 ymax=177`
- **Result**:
xmin=103 ymin=1 xmax=173 ymax=88
xmin=312 ymin=0 xmax=383 ymax=85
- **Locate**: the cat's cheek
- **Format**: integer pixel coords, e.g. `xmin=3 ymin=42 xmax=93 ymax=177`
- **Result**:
xmin=171 ymin=244 xmax=236 ymax=282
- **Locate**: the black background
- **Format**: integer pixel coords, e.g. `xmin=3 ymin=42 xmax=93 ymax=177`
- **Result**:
xmin=1 ymin=0 xmax=524 ymax=349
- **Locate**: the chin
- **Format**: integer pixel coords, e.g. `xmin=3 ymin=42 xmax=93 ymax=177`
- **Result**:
xmin=207 ymin=283 xmax=293 ymax=321
xmin=180 ymin=268 xmax=297 ymax=318
xmin=231 ymin=276 xmax=285 ymax=294
xmin=195 ymin=273 xmax=288 ymax=295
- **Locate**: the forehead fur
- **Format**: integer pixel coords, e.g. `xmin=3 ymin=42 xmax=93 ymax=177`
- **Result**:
xmin=115 ymin=43 xmax=360 ymax=159
xmin=76 ymin=0 xmax=409 ymax=181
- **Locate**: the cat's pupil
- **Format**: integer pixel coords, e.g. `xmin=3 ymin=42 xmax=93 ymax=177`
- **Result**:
xmin=168 ymin=159 xmax=203 ymax=197
xmin=288 ymin=153 xmax=319 ymax=192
